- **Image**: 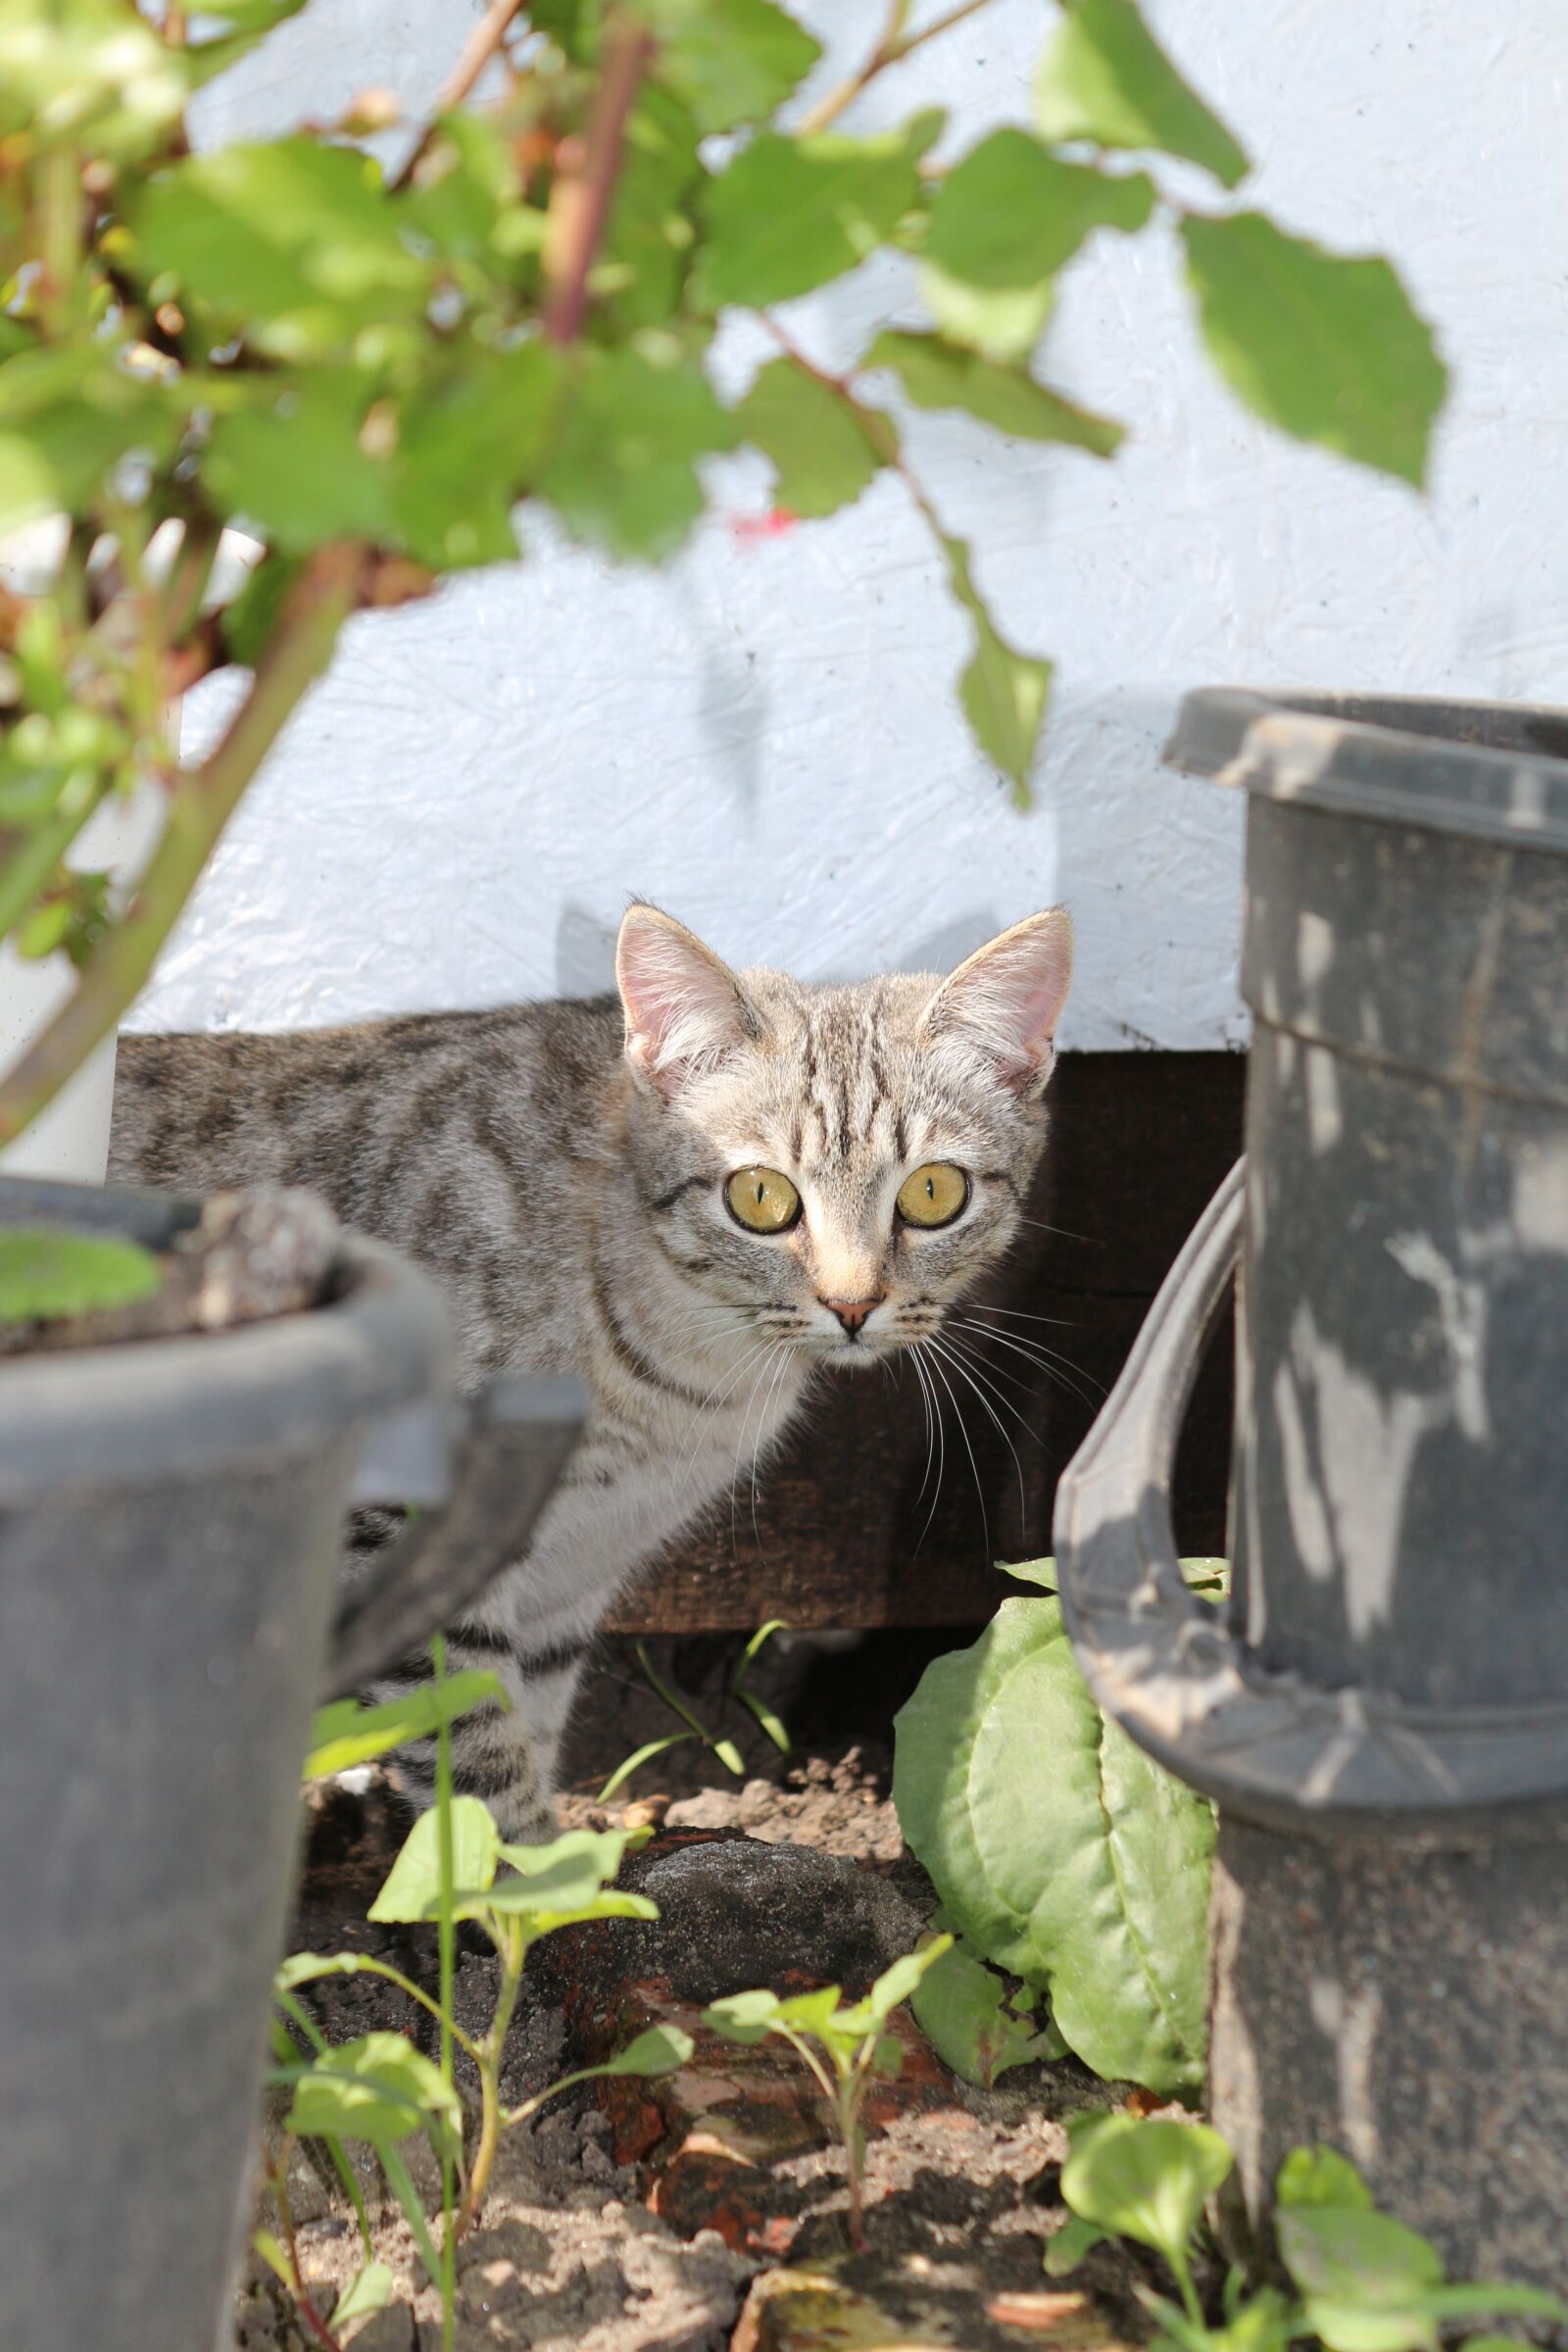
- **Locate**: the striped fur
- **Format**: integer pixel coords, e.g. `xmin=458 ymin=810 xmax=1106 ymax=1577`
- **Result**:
xmin=109 ymin=905 xmax=1072 ymax=1838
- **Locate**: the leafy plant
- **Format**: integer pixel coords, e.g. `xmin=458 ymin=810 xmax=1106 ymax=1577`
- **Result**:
xmin=0 ymin=1222 xmax=161 ymax=1321
xmin=1046 ymin=2116 xmax=1568 ymax=2352
xmin=909 ymin=1925 xmax=1065 ymax=2088
xmin=0 ymin=0 xmax=1443 ymax=1147
xmin=267 ymin=1654 xmax=689 ymax=2348
xmin=893 ymin=1559 xmax=1224 ymax=2094
xmin=597 ymin=1621 xmax=790 ymax=1800
xmin=703 ymin=1936 xmax=953 ymax=2247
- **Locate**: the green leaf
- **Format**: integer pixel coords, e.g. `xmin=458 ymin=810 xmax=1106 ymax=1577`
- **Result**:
xmin=284 ymin=2033 xmax=462 ymax=2157
xmin=599 ymin=1732 xmax=695 ymax=1803
xmin=0 ymin=1228 xmax=162 ymax=1325
xmin=925 ymin=130 xmax=1153 ymax=292
xmin=597 ymin=2023 xmax=694 ymax=2077
xmin=184 ymin=0 xmax=310 ymax=86
xmin=1060 ymin=2115 xmax=1233 ymax=2273
xmin=251 ymin=2229 xmax=296 ymax=2292
xmin=1036 ymin=0 xmax=1249 ymax=190
xmin=697 ymin=114 xmax=942 ymax=307
xmin=893 ymin=1591 xmax=1214 ymax=2093
xmin=537 ymin=342 xmax=738 ymax=560
xmin=220 ymin=553 xmax=303 ymax=670
xmin=304 ymin=1672 xmax=505 ymax=1779
xmin=712 ymin=1738 xmax=746 ymax=1776
xmin=848 ymin=1936 xmax=953 ymax=2030
xmin=1278 ymin=2208 xmax=1567 ymax=2352
xmin=648 ymin=0 xmax=822 ymax=135
xmin=737 ymin=1689 xmax=793 ymax=1753
xmin=368 ymin=1796 xmax=500 ymax=1921
xmin=331 ymin=2263 xmax=395 ymax=2328
xmin=128 ymin=139 xmax=430 ymax=364
xmin=866 ymin=331 xmax=1123 ymax=456
xmin=203 ymin=373 xmax=393 ymax=554
xmin=736 ymin=358 xmax=889 ymax=519
xmin=703 ymin=1987 xmax=784 ymax=2043
xmin=474 ymin=1887 xmax=658 ymax=1933
xmin=917 ymin=263 xmax=1056 ymax=366
xmin=1275 ymin=2145 xmax=1374 ymax=2212
xmin=910 ymin=1939 xmax=1060 ymax=2088
xmin=391 ymin=342 xmax=561 ymax=568
xmin=1043 ymin=2211 xmax=1110 ymax=2278
xmin=0 ymin=0 xmax=188 ymax=158
xmin=942 ymin=535 xmax=1053 ymax=804
xmin=1180 ymin=211 xmax=1446 ymax=488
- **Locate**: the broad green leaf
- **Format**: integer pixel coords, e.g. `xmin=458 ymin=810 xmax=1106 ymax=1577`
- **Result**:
xmin=1275 ymin=2145 xmax=1374 ymax=2212
xmin=918 ymin=262 xmax=1056 ymax=366
xmin=866 ymin=331 xmax=1123 ymax=456
xmin=399 ymin=112 xmax=514 ymax=263
xmin=0 ymin=0 xmax=187 ymax=158
xmin=473 ymin=1887 xmax=657 ymax=1931
xmin=304 ymin=1671 xmax=505 ymax=1779
xmin=368 ymin=1795 xmax=500 ymax=1921
xmin=537 ymin=342 xmax=738 ymax=560
xmin=0 ymin=351 xmax=183 ymax=535
xmin=942 ymin=535 xmax=1053 ymax=805
xmin=495 ymin=1825 xmax=637 ymax=1886
xmin=910 ymin=1939 xmax=1061 ymax=2087
xmin=203 ymin=373 xmax=393 ymax=553
xmin=1181 ymin=212 xmax=1446 ymax=488
xmin=284 ymin=2033 xmax=462 ymax=2155
xmin=128 ymin=139 xmax=430 ymax=364
xmin=736 ymin=358 xmax=889 ymax=519
xmin=600 ymin=83 xmax=705 ymax=328
xmin=697 ymin=114 xmax=942 ymax=307
xmin=893 ymin=1591 xmax=1214 ymax=2092
xmin=1060 ymin=2115 xmax=1233 ymax=2271
xmin=1279 ymin=2208 xmax=1566 ymax=2352
xmin=1036 ymin=0 xmax=1248 ymax=190
xmin=392 ymin=342 xmax=561 ymax=568
xmin=648 ymin=0 xmax=822 ymax=135
xmin=770 ymin=1985 xmax=846 ymax=2040
xmin=0 ymin=1228 xmax=162 ymax=1324
xmin=925 ymin=130 xmax=1153 ymax=292
xmin=331 ymin=2263 xmax=394 ymax=2328
xmin=1043 ymin=2210 xmax=1110 ymax=2278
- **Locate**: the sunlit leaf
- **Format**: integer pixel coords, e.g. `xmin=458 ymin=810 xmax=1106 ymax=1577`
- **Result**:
xmin=1181 ymin=211 xmax=1446 ymax=487
xmin=941 ymin=535 xmax=1053 ymax=806
xmin=1061 ymin=2115 xmax=1233 ymax=2274
xmin=737 ymin=357 xmax=889 ymax=518
xmin=925 ymin=129 xmax=1153 ymax=292
xmin=304 ymin=1671 xmax=505 ymax=1779
xmin=331 ymin=2262 xmax=395 ymax=2328
xmin=648 ymin=0 xmax=822 ymax=135
xmin=698 ymin=114 xmax=942 ymax=307
xmin=537 ymin=343 xmax=737 ymax=560
xmin=368 ymin=1796 xmax=500 ymax=1921
xmin=910 ymin=1938 xmax=1062 ymax=2087
xmin=0 ymin=1227 xmax=162 ymax=1324
xmin=866 ymin=330 xmax=1123 ymax=455
xmin=1036 ymin=0 xmax=1248 ymax=189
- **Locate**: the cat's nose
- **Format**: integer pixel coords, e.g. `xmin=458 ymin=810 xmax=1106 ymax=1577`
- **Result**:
xmin=823 ymin=1296 xmax=881 ymax=1336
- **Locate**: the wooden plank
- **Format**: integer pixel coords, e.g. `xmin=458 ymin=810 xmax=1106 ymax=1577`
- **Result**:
xmin=605 ymin=1051 xmax=1245 ymax=1632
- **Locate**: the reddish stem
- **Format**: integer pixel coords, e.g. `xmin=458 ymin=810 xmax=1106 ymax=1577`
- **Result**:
xmin=540 ymin=10 xmax=654 ymax=345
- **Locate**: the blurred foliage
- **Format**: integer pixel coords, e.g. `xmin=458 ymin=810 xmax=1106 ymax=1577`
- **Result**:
xmin=0 ymin=0 xmax=1446 ymax=1140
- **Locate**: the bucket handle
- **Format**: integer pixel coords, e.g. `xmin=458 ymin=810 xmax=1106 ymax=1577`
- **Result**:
xmin=1054 ymin=1159 xmax=1568 ymax=1833
xmin=323 ymin=1373 xmax=585 ymax=1699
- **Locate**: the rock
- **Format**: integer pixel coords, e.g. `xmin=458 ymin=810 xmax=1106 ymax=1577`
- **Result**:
xmin=616 ymin=1831 xmax=927 ymax=2004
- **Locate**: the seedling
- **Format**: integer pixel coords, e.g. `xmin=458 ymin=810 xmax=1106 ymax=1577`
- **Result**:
xmin=597 ymin=1622 xmax=791 ymax=1802
xmin=266 ymin=1661 xmax=690 ymax=2348
xmin=1049 ymin=2115 xmax=1568 ymax=2352
xmin=702 ymin=1936 xmax=952 ymax=2248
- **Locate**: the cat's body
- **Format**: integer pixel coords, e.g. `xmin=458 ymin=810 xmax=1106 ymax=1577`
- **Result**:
xmin=110 ymin=906 xmax=1073 ymax=1836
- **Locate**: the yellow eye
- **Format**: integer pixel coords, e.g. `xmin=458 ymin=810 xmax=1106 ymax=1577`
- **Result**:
xmin=726 ymin=1166 xmax=802 ymax=1234
xmin=897 ymin=1161 xmax=969 ymax=1230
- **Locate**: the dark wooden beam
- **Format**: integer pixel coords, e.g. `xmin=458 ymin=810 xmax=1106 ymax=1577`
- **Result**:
xmin=605 ymin=1050 xmax=1245 ymax=1631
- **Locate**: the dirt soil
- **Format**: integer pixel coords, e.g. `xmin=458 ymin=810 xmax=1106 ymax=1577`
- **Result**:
xmin=238 ymin=1632 xmax=1165 ymax=2352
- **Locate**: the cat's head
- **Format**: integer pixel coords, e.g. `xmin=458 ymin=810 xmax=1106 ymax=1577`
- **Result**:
xmin=614 ymin=903 xmax=1072 ymax=1365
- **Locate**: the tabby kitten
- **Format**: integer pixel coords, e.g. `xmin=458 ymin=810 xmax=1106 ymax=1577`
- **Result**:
xmin=110 ymin=902 xmax=1073 ymax=1836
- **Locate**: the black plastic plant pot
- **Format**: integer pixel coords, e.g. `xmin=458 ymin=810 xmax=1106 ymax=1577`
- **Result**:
xmin=1054 ymin=694 xmax=1568 ymax=2284
xmin=0 ymin=1175 xmax=584 ymax=2352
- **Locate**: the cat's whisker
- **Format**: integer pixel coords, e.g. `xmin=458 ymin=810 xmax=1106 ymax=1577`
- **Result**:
xmin=940 ymin=1330 xmax=1049 ymax=1446
xmin=729 ymin=1341 xmax=787 ymax=1550
xmin=962 ymin=1302 xmax=1079 ymax=1328
xmin=906 ymin=1343 xmax=946 ymax=1554
xmin=750 ymin=1343 xmax=796 ymax=1553
xmin=915 ymin=1339 xmax=989 ymax=1560
xmin=673 ymin=1336 xmax=781 ymax=1493
xmin=951 ymin=1318 xmax=1105 ymax=1406
xmin=925 ymin=1334 xmax=1028 ymax=1530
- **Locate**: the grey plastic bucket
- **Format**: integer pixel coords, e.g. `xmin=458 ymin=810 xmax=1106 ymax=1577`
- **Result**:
xmin=1054 ymin=694 xmax=1568 ymax=2280
xmin=0 ymin=1175 xmax=584 ymax=2352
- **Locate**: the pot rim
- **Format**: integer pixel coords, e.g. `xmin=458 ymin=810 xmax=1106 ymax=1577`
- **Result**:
xmin=0 ymin=1174 xmax=450 ymax=1496
xmin=1165 ymin=687 xmax=1568 ymax=856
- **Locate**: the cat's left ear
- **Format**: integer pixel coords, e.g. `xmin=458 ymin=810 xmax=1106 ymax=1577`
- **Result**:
xmin=919 ymin=907 xmax=1074 ymax=1097
xmin=616 ymin=903 xmax=759 ymax=1101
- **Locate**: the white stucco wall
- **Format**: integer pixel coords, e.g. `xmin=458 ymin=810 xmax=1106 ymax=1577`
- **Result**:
xmin=132 ymin=1 xmax=1568 ymax=1048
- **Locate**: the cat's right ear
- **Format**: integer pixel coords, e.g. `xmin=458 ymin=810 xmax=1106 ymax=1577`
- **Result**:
xmin=616 ymin=905 xmax=758 ymax=1101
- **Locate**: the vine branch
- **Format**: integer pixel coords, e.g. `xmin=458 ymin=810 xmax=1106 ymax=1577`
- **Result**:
xmin=0 ymin=542 xmax=364 ymax=1147
xmin=390 ymin=0 xmax=530 ymax=192
xmin=541 ymin=8 xmax=654 ymax=345
xmin=796 ymin=0 xmax=995 ymax=135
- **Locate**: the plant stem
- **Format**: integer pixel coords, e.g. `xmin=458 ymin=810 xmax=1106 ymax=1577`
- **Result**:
xmin=266 ymin=2139 xmax=344 ymax=2352
xmin=459 ymin=1925 xmax=526 ymax=2235
xmin=38 ymin=145 xmax=82 ymax=333
xmin=431 ymin=1632 xmax=458 ymax=2352
xmin=540 ymin=8 xmax=653 ymax=345
xmin=0 ymin=540 xmax=361 ymax=1145
xmin=796 ymin=0 xmax=995 ymax=134
xmin=390 ymin=0 xmax=530 ymax=190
